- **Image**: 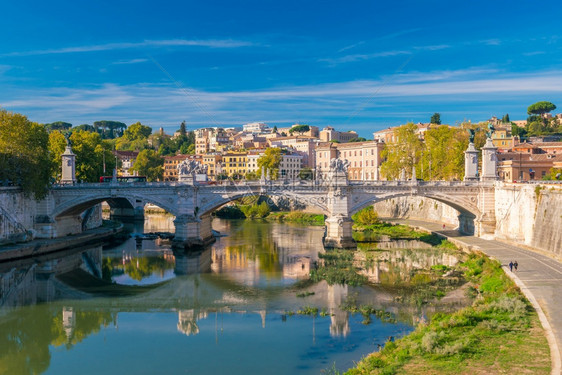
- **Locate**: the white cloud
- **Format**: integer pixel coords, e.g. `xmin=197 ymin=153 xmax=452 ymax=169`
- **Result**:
xmin=2 ymin=39 xmax=257 ymax=57
xmin=2 ymin=69 xmax=562 ymax=134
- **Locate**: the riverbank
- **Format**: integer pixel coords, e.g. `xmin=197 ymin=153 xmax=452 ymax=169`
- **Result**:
xmin=343 ymin=218 xmax=559 ymax=375
xmin=345 ymin=250 xmax=550 ymax=374
xmin=0 ymin=221 xmax=123 ymax=262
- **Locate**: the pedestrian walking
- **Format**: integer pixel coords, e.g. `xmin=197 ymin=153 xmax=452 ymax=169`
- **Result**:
xmin=509 ymin=261 xmax=513 ymax=272
xmin=514 ymin=261 xmax=518 ymax=271
xmin=442 ymin=224 xmax=446 ymax=230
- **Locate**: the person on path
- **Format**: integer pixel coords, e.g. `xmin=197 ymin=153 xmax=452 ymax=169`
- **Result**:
xmin=509 ymin=261 xmax=513 ymax=272
xmin=442 ymin=224 xmax=446 ymax=230
xmin=514 ymin=261 xmax=518 ymax=271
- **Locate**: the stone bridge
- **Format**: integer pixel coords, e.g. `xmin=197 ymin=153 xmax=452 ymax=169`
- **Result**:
xmin=34 ymin=172 xmax=497 ymax=248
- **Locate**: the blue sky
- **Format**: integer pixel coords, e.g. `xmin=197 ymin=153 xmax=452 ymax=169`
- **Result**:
xmin=1 ymin=0 xmax=562 ymax=138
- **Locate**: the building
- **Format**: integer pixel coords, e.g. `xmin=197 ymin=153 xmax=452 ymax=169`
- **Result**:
xmin=222 ymin=152 xmax=248 ymax=177
xmin=315 ymin=141 xmax=384 ymax=181
xmin=491 ymin=126 xmax=514 ymax=150
xmin=498 ymin=153 xmax=562 ymax=181
xmin=268 ymin=136 xmax=319 ymax=168
xmin=201 ymin=154 xmax=222 ymax=180
xmin=242 ymin=122 xmax=269 ymax=133
xmin=162 ymin=154 xmax=203 ymax=181
xmin=319 ymin=126 xmax=358 ymax=143
xmin=247 ymin=151 xmax=303 ymax=179
xmin=373 ymin=123 xmax=446 ymax=143
xmin=113 ymin=150 xmax=139 ymax=176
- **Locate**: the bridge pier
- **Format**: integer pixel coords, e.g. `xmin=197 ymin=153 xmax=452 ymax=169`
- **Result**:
xmin=323 ymin=214 xmax=356 ymax=248
xmin=173 ymin=213 xmax=215 ymax=248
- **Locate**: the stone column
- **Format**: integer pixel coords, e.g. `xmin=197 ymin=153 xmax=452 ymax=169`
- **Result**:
xmin=323 ymin=169 xmax=356 ymax=248
xmin=61 ymin=144 xmax=76 ymax=184
xmin=324 ymin=214 xmax=355 ymax=248
xmin=173 ymin=214 xmax=215 ymax=248
xmin=480 ymin=138 xmax=499 ymax=181
xmin=464 ymin=142 xmax=479 ymax=181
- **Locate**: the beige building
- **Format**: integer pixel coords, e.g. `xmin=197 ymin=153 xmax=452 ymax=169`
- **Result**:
xmin=498 ymin=153 xmax=562 ymax=181
xmin=113 ymin=150 xmax=139 ymax=176
xmin=319 ymin=126 xmax=358 ymax=143
xmin=163 ymin=154 xmax=190 ymax=181
xmin=201 ymin=154 xmax=222 ymax=180
xmin=268 ymin=136 xmax=319 ymax=168
xmin=316 ymin=141 xmax=384 ymax=181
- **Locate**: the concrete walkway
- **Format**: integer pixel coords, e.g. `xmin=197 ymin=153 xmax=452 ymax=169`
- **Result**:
xmin=387 ymin=218 xmax=562 ymax=375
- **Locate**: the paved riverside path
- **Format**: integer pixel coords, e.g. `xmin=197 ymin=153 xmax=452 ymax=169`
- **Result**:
xmin=387 ymin=218 xmax=562 ymax=375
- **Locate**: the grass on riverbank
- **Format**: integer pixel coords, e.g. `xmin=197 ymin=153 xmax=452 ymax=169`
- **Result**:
xmin=353 ymin=222 xmax=455 ymax=249
xmin=344 ymin=253 xmax=550 ymax=375
xmin=266 ymin=211 xmax=325 ymax=225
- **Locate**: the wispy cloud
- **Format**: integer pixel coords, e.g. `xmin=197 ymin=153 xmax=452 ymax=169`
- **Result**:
xmin=319 ymin=50 xmax=411 ymax=65
xmin=2 ymin=39 xmax=257 ymax=57
xmin=523 ymin=51 xmax=546 ymax=56
xmin=111 ymin=58 xmax=149 ymax=65
xmin=2 ymin=69 xmax=562 ymax=134
xmin=413 ymin=44 xmax=450 ymax=51
xmin=337 ymin=41 xmax=365 ymax=53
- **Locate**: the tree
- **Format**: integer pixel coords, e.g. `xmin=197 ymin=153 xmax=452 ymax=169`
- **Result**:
xmin=178 ymin=121 xmax=187 ymax=136
xmin=511 ymin=123 xmax=527 ymax=138
xmin=116 ymin=122 xmax=152 ymax=151
xmin=93 ymin=121 xmax=127 ymax=139
xmin=0 ymin=109 xmax=51 ymax=198
xmin=349 ymin=137 xmax=367 ymax=142
xmin=289 ymin=124 xmax=310 ymax=135
xmin=130 ymin=149 xmax=163 ymax=181
xmin=352 ymin=206 xmax=379 ymax=225
xmin=122 ymin=122 xmax=152 ymax=140
xmin=272 ymin=125 xmax=278 ymax=133
xmin=72 ymin=124 xmax=96 ymax=133
xmin=527 ymin=101 xmax=556 ymax=116
xmin=430 ymin=113 xmax=441 ymax=125
xmin=66 ymin=130 xmax=116 ymax=182
xmin=423 ymin=125 xmax=467 ymax=180
xmin=48 ymin=131 xmax=67 ymax=181
xmin=44 ymin=121 xmax=72 ymax=133
xmin=502 ymin=114 xmax=510 ymax=123
xmin=298 ymin=167 xmax=313 ymax=180
xmin=257 ymin=148 xmax=282 ymax=179
xmin=380 ymin=123 xmax=424 ymax=180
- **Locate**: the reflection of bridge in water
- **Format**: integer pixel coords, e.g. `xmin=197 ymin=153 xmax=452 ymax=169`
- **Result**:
xmin=1 ymin=241 xmax=469 ymax=344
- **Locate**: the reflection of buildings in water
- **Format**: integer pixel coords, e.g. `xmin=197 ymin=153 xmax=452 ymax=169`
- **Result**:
xmin=258 ymin=309 xmax=266 ymax=328
xmin=174 ymin=248 xmax=212 ymax=275
xmin=210 ymin=222 xmax=321 ymax=285
xmin=177 ymin=309 xmax=209 ymax=336
xmin=359 ymin=250 xmax=459 ymax=284
xmin=144 ymin=213 xmax=175 ymax=232
xmin=62 ymin=306 xmax=75 ymax=339
xmin=283 ymin=256 xmax=311 ymax=279
xmin=327 ymin=284 xmax=350 ymax=337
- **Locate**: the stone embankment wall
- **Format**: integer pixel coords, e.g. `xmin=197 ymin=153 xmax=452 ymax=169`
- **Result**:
xmin=494 ymin=183 xmax=562 ymax=258
xmin=0 ymin=188 xmax=103 ymax=243
xmin=372 ymin=196 xmax=460 ymax=226
xmin=0 ymin=188 xmax=38 ymax=243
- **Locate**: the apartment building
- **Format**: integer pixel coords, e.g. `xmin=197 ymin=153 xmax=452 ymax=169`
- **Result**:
xmin=163 ymin=154 xmax=190 ymax=181
xmin=222 ymin=152 xmax=248 ymax=177
xmin=268 ymin=136 xmax=319 ymax=168
xmin=201 ymin=154 xmax=222 ymax=180
xmin=113 ymin=150 xmax=139 ymax=176
xmin=315 ymin=141 xmax=384 ymax=181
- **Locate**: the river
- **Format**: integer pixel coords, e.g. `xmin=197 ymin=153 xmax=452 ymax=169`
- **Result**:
xmin=0 ymin=215 xmax=468 ymax=374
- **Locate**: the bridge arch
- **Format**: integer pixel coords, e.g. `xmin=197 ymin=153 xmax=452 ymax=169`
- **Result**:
xmin=197 ymin=190 xmax=329 ymax=218
xmin=52 ymin=193 xmax=179 ymax=219
xmin=349 ymin=192 xmax=480 ymax=234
